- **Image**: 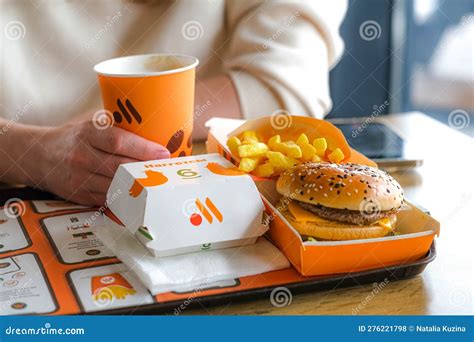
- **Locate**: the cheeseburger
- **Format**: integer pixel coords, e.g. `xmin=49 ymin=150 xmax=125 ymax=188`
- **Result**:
xmin=276 ymin=163 xmax=404 ymax=240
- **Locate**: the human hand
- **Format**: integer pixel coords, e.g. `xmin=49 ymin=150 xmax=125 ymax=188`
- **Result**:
xmin=26 ymin=121 xmax=170 ymax=205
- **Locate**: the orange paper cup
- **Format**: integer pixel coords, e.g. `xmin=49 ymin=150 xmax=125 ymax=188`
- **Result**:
xmin=94 ymin=54 xmax=199 ymax=157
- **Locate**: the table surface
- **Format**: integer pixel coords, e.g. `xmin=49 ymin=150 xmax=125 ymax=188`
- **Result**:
xmin=189 ymin=112 xmax=474 ymax=315
xmin=1 ymin=112 xmax=471 ymax=315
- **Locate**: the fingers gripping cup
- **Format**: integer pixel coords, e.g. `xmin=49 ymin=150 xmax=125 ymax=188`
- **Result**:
xmin=94 ymin=54 xmax=199 ymax=157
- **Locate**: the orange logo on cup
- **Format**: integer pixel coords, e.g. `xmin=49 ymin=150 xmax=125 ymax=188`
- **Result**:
xmin=113 ymin=98 xmax=142 ymax=125
xmin=129 ymin=170 xmax=168 ymax=197
xmin=189 ymin=197 xmax=223 ymax=226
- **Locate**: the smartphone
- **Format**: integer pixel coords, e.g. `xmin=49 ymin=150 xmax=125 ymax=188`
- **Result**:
xmin=329 ymin=119 xmax=423 ymax=171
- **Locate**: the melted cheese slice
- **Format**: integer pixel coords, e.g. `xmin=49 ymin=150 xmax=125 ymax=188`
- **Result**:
xmin=287 ymin=201 xmax=394 ymax=231
xmin=375 ymin=217 xmax=394 ymax=230
xmin=288 ymin=201 xmax=332 ymax=224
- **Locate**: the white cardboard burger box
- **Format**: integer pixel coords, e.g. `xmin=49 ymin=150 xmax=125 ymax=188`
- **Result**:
xmin=106 ymin=153 xmax=267 ymax=257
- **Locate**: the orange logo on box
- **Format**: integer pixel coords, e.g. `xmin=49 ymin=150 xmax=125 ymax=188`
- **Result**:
xmin=189 ymin=197 xmax=223 ymax=226
xmin=129 ymin=170 xmax=168 ymax=197
xmin=206 ymin=162 xmax=246 ymax=176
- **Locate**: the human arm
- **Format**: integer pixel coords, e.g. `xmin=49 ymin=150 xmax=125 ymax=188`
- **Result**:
xmin=0 ymin=118 xmax=170 ymax=205
xmin=223 ymin=0 xmax=348 ymax=119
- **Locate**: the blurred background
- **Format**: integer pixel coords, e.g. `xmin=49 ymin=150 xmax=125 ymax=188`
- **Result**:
xmin=328 ymin=0 xmax=473 ymax=137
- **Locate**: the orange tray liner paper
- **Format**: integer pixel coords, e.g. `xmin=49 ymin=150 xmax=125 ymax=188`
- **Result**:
xmin=0 ymin=201 xmax=315 ymax=315
xmin=205 ymin=116 xmax=440 ymax=276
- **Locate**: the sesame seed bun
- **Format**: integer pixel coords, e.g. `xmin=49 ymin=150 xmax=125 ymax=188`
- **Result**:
xmin=276 ymin=163 xmax=404 ymax=212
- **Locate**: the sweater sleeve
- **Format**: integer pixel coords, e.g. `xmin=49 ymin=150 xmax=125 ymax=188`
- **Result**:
xmin=224 ymin=0 xmax=347 ymax=119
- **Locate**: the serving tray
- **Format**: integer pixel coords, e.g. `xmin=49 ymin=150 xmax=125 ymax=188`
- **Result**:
xmin=0 ymin=189 xmax=435 ymax=315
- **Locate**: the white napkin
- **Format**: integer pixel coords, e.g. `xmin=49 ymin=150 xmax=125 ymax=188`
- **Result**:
xmin=94 ymin=217 xmax=290 ymax=295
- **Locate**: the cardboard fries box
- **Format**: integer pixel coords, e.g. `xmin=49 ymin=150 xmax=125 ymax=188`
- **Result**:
xmin=206 ymin=116 xmax=440 ymax=276
xmin=107 ymin=153 xmax=267 ymax=257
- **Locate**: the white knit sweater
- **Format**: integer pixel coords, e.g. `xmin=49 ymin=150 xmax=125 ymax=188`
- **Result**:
xmin=1 ymin=0 xmax=347 ymax=125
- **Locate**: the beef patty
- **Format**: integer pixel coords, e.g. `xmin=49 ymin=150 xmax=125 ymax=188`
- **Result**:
xmin=298 ymin=201 xmax=398 ymax=226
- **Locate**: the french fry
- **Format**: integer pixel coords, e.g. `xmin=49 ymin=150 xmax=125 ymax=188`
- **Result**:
xmin=266 ymin=151 xmax=298 ymax=172
xmin=301 ymin=143 xmax=316 ymax=161
xmin=273 ymin=141 xmax=288 ymax=154
xmin=242 ymin=130 xmax=259 ymax=143
xmin=226 ymin=136 xmax=241 ymax=155
xmin=253 ymin=162 xmax=274 ymax=177
xmin=296 ymin=133 xmax=309 ymax=147
xmin=238 ymin=157 xmax=261 ymax=172
xmin=227 ymin=126 xmax=341 ymax=177
xmin=267 ymin=135 xmax=281 ymax=149
xmin=312 ymin=137 xmax=327 ymax=156
xmin=328 ymin=148 xmax=345 ymax=163
xmin=238 ymin=142 xmax=269 ymax=158
xmin=284 ymin=142 xmax=302 ymax=159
